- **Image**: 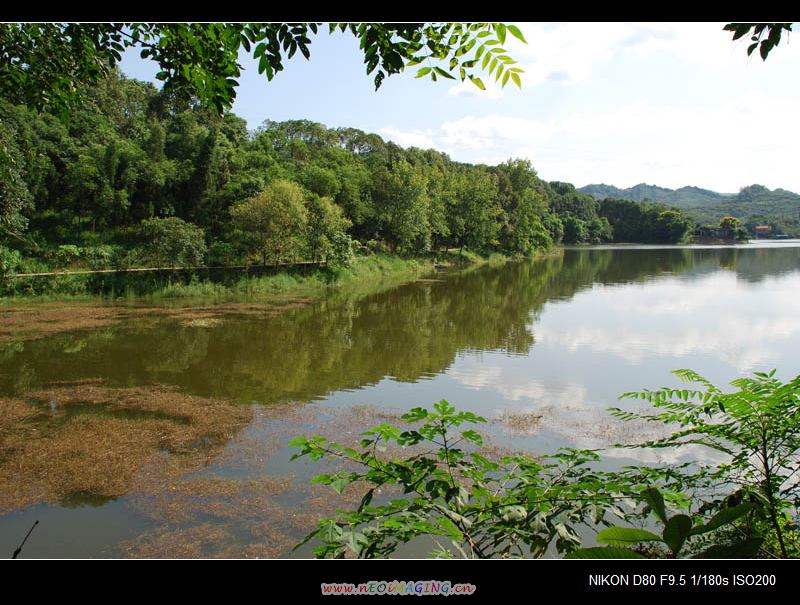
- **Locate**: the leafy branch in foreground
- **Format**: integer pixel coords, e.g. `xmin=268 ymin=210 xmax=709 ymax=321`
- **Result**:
xmin=291 ymin=369 xmax=800 ymax=558
xmin=290 ymin=400 xmax=677 ymax=558
xmin=724 ymin=23 xmax=793 ymax=60
xmin=612 ymin=368 xmax=800 ymax=558
xmin=569 ymin=487 xmax=761 ymax=559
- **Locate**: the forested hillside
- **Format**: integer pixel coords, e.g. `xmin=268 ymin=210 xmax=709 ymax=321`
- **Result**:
xmin=1 ymin=70 xmax=696 ymax=289
xmin=581 ymin=183 xmax=731 ymax=206
xmin=581 ymin=183 xmax=800 ymax=237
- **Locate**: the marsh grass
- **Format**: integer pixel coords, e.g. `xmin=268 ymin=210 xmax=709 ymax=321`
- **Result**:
xmin=1 ymin=254 xmax=449 ymax=302
xmin=116 ymin=403 xmax=426 ymax=558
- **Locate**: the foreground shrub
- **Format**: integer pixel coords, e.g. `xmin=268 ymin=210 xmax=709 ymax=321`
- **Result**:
xmin=292 ymin=370 xmax=800 ymax=558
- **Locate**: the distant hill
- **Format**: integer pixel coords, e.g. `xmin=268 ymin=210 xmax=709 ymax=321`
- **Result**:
xmin=580 ymin=183 xmax=800 ymax=235
xmin=580 ymin=183 xmax=733 ymax=206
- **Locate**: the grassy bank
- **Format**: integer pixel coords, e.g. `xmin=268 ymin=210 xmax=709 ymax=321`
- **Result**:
xmin=0 ymin=250 xmax=504 ymax=304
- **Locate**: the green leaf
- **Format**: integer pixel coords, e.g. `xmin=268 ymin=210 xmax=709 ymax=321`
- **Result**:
xmin=642 ymin=487 xmax=668 ymax=523
xmin=462 ymin=429 xmax=483 ymax=445
xmin=330 ymin=475 xmax=353 ymax=494
xmin=437 ymin=516 xmax=463 ymax=540
xmin=288 ymin=436 xmax=307 ymax=448
xmin=342 ymin=531 xmax=368 ymax=554
xmin=507 ymin=25 xmax=527 ymax=43
xmin=689 ymin=503 xmax=754 ymax=535
xmin=318 ymin=519 xmax=343 ymax=542
xmin=694 ymin=537 xmax=764 ymax=559
xmin=433 ymin=67 xmax=456 ymax=80
xmin=662 ymin=514 xmax=692 ymax=555
xmin=596 ymin=526 xmax=663 ymax=545
xmin=500 ymin=505 xmax=527 ymax=522
xmin=566 ymin=547 xmax=647 ymax=559
xmin=495 ymin=24 xmax=507 ymax=45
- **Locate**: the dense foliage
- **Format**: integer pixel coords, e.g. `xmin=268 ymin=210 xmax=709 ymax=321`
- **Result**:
xmin=0 ymin=69 xmax=696 ymax=290
xmin=293 ymin=369 xmax=800 ymax=559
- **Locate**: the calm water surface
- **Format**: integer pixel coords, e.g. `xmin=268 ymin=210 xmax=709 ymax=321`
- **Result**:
xmin=1 ymin=242 xmax=799 ymax=557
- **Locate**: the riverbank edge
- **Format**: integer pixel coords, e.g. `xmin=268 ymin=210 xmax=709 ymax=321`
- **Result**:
xmin=0 ymin=248 xmax=554 ymax=305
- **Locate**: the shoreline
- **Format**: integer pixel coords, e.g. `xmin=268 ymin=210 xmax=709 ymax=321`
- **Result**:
xmin=0 ymin=249 xmax=519 ymax=306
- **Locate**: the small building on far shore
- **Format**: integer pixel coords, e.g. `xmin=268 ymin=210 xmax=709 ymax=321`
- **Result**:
xmin=755 ymin=225 xmax=771 ymax=238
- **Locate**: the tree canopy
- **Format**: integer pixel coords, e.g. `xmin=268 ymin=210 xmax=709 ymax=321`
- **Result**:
xmin=0 ymin=23 xmax=526 ymax=116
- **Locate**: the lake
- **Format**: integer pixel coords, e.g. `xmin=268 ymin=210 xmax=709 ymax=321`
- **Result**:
xmin=1 ymin=242 xmax=799 ymax=557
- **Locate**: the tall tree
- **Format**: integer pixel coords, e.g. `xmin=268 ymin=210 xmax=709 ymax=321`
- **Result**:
xmin=230 ymin=179 xmax=308 ymax=265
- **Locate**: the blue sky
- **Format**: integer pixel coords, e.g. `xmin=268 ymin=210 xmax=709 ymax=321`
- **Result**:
xmin=119 ymin=23 xmax=800 ymax=193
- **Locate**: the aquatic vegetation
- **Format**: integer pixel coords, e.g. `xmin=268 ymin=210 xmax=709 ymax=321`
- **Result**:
xmin=0 ymin=383 xmax=253 ymax=511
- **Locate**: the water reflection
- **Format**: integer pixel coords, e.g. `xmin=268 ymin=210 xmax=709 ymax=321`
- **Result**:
xmin=1 ymin=244 xmax=799 ymax=404
xmin=1 ymin=243 xmax=799 ymax=556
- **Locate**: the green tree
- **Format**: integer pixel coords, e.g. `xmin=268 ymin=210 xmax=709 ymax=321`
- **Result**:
xmin=719 ymin=215 xmax=747 ymax=240
xmin=230 ymin=179 xmax=308 ymax=265
xmin=505 ymin=189 xmax=553 ymax=253
xmin=449 ymin=167 xmax=500 ymax=252
xmin=655 ymin=209 xmax=692 ymax=243
xmin=292 ymin=369 xmax=800 ymax=559
xmin=373 ymin=160 xmax=431 ymax=254
xmin=0 ymin=117 xmax=33 ymax=241
xmin=300 ymin=165 xmax=341 ymax=198
xmin=0 ymin=245 xmax=22 ymax=287
xmin=613 ymin=369 xmax=800 ymax=558
xmin=586 ymin=216 xmax=613 ymax=244
xmin=291 ymin=400 xmax=627 ymax=558
xmin=138 ymin=216 xmax=206 ymax=268
xmin=562 ymin=215 xmax=588 ymax=244
xmin=306 ymin=196 xmax=352 ymax=264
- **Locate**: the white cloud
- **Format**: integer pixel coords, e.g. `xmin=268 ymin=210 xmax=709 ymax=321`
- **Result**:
xmin=376 ymin=127 xmax=437 ymax=149
xmin=380 ymin=22 xmax=800 ymax=191
xmin=379 ymin=91 xmax=800 ymax=191
xmin=448 ymin=79 xmax=504 ymax=100
xmin=444 ymin=23 xmax=737 ymax=100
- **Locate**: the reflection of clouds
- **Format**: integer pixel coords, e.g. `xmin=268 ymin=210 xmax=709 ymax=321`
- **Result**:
xmin=536 ymin=314 xmax=800 ymax=372
xmin=607 ymin=275 xmax=724 ymax=315
xmin=600 ymin=274 xmax=800 ymax=317
xmin=449 ymin=366 xmax=587 ymax=406
xmin=535 ymin=272 xmax=800 ymax=372
xmin=600 ymin=443 xmax=730 ymax=466
xmin=447 ymin=364 xmax=729 ymax=465
xmin=449 ymin=365 xmax=503 ymax=390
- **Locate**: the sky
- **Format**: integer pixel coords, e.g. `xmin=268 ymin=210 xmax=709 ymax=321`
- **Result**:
xmin=119 ymin=23 xmax=800 ymax=194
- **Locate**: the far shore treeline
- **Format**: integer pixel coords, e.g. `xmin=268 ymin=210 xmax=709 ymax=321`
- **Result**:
xmin=1 ymin=70 xmax=752 ymax=293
